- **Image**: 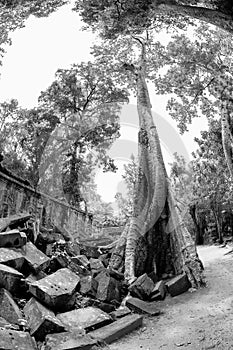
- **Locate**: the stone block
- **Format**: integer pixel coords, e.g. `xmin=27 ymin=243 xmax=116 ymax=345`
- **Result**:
xmin=24 ymin=297 xmax=66 ymax=340
xmin=150 ymin=280 xmax=166 ymax=300
xmin=0 ymin=213 xmax=31 ymax=233
xmin=89 ymin=258 xmax=105 ymax=275
xmin=92 ymin=300 xmax=115 ymax=313
xmin=128 ymin=273 xmax=155 ymax=300
xmin=0 ymin=288 xmax=23 ymax=324
xmin=90 ymin=314 xmax=143 ymax=344
xmin=126 ymin=297 xmax=161 ymax=316
xmin=72 ymin=254 xmax=90 ymax=269
xmin=0 ymin=263 xmax=24 ymax=293
xmin=110 ymin=306 xmax=131 ymax=319
xmin=29 ymin=268 xmax=80 ymax=311
xmin=57 ymin=306 xmax=112 ymax=332
xmin=21 ymin=241 xmax=50 ymax=273
xmin=95 ymin=270 xmax=120 ymax=302
xmin=0 ymin=316 xmax=11 ymax=327
xmin=166 ymin=273 xmax=191 ymax=297
xmin=0 ymin=230 xmax=27 ymax=248
xmin=0 ymin=328 xmax=37 ymax=350
xmin=80 ymin=276 xmax=98 ymax=297
xmin=45 ymin=332 xmax=98 ymax=350
xmin=0 ymin=247 xmax=25 ymax=271
xmin=108 ymin=268 xmax=124 ymax=280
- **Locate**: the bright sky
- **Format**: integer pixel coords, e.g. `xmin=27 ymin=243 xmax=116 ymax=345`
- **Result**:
xmin=0 ymin=3 xmax=207 ymax=204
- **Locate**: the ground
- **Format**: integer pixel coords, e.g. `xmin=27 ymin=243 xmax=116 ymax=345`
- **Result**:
xmin=108 ymin=245 xmax=233 ymax=350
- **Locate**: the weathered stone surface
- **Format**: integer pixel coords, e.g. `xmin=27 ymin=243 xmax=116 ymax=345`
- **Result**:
xmin=24 ymin=297 xmax=66 ymax=340
xmin=57 ymin=306 xmax=112 ymax=332
xmin=72 ymin=255 xmax=90 ymax=269
xmin=108 ymin=268 xmax=124 ymax=280
xmin=126 ymin=297 xmax=161 ymax=316
xmin=0 ymin=230 xmax=27 ymax=248
xmin=95 ymin=270 xmax=120 ymax=302
xmin=80 ymin=276 xmax=98 ymax=297
xmin=0 ymin=263 xmax=24 ymax=293
xmin=150 ymin=280 xmax=166 ymax=300
xmin=90 ymin=314 xmax=143 ymax=344
xmin=166 ymin=273 xmax=191 ymax=297
xmin=45 ymin=332 xmax=98 ymax=350
xmin=0 ymin=316 xmax=11 ymax=327
xmin=110 ymin=306 xmax=131 ymax=320
xmin=92 ymin=300 xmax=115 ymax=314
xmin=0 ymin=241 xmax=50 ymax=273
xmin=0 ymin=213 xmax=31 ymax=233
xmin=0 ymin=247 xmax=25 ymax=270
xmin=0 ymin=328 xmax=37 ymax=350
xmin=25 ymin=271 xmax=47 ymax=285
xmin=128 ymin=273 xmax=155 ymax=300
xmin=21 ymin=241 xmax=50 ymax=273
xmin=29 ymin=268 xmax=80 ymax=311
xmin=0 ymin=288 xmax=23 ymax=324
xmin=89 ymin=258 xmax=105 ymax=275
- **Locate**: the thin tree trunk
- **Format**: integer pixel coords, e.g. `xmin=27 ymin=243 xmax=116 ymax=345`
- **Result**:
xmin=221 ymin=103 xmax=233 ymax=180
xmin=109 ymin=42 xmax=205 ymax=288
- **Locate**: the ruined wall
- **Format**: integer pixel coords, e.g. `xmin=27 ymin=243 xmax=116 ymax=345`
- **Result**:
xmin=0 ymin=168 xmax=92 ymax=241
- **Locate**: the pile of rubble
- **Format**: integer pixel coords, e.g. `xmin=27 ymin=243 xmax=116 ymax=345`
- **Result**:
xmin=0 ymin=213 xmax=191 ymax=350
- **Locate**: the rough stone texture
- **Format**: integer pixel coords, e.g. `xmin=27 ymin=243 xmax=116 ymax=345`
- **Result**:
xmin=0 ymin=263 xmax=24 ymax=293
xmin=21 ymin=241 xmax=50 ymax=273
xmin=89 ymin=258 xmax=105 ymax=275
xmin=72 ymin=255 xmax=90 ymax=269
xmin=45 ymin=332 xmax=98 ymax=350
xmin=0 ymin=230 xmax=27 ymax=248
xmin=0 ymin=328 xmax=37 ymax=350
xmin=24 ymin=297 xmax=66 ymax=340
xmin=25 ymin=271 xmax=47 ymax=285
xmin=166 ymin=273 xmax=191 ymax=297
xmin=108 ymin=268 xmax=124 ymax=281
xmin=150 ymin=280 xmax=166 ymax=300
xmin=0 ymin=213 xmax=31 ymax=232
xmin=126 ymin=297 xmax=161 ymax=316
xmin=29 ymin=268 xmax=80 ymax=311
xmin=80 ymin=276 xmax=98 ymax=297
xmin=92 ymin=300 xmax=115 ymax=314
xmin=57 ymin=306 xmax=112 ymax=332
xmin=0 ymin=247 xmax=25 ymax=271
xmin=128 ymin=273 xmax=155 ymax=300
xmin=110 ymin=306 xmax=131 ymax=320
xmin=90 ymin=314 xmax=143 ymax=345
xmin=95 ymin=270 xmax=120 ymax=302
xmin=0 ymin=288 xmax=23 ymax=324
xmin=0 ymin=316 xmax=11 ymax=327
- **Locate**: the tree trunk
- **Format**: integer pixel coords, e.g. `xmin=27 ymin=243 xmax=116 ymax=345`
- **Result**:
xmin=109 ymin=43 xmax=205 ymax=288
xmin=221 ymin=102 xmax=233 ymax=180
xmin=189 ymin=204 xmax=203 ymax=245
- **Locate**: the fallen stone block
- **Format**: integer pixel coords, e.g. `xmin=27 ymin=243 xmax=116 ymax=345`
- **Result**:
xmin=89 ymin=258 xmax=105 ymax=276
xmin=0 ymin=247 xmax=25 ymax=271
xmin=45 ymin=332 xmax=98 ymax=350
xmin=57 ymin=306 xmax=112 ymax=332
xmin=110 ymin=306 xmax=131 ymax=319
xmin=72 ymin=254 xmax=90 ymax=269
xmin=126 ymin=297 xmax=161 ymax=316
xmin=0 ymin=213 xmax=31 ymax=232
xmin=0 ymin=288 xmax=23 ymax=324
xmin=21 ymin=241 xmax=50 ymax=273
xmin=108 ymin=268 xmax=124 ymax=280
xmin=90 ymin=314 xmax=143 ymax=345
xmin=0 ymin=230 xmax=27 ymax=248
xmin=166 ymin=273 xmax=191 ymax=297
xmin=150 ymin=280 xmax=166 ymax=301
xmin=0 ymin=328 xmax=37 ymax=350
xmin=0 ymin=263 xmax=24 ymax=293
xmin=25 ymin=270 xmax=47 ymax=285
xmin=24 ymin=297 xmax=66 ymax=340
xmin=0 ymin=316 xmax=11 ymax=327
xmin=80 ymin=276 xmax=98 ymax=297
xmin=29 ymin=268 xmax=80 ymax=311
xmin=128 ymin=273 xmax=155 ymax=300
xmin=95 ymin=270 xmax=120 ymax=302
xmin=92 ymin=300 xmax=115 ymax=313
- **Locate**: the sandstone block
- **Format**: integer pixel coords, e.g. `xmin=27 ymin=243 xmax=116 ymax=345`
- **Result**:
xmin=0 ymin=263 xmax=24 ymax=293
xmin=166 ymin=273 xmax=191 ymax=297
xmin=126 ymin=297 xmax=161 ymax=316
xmin=128 ymin=273 xmax=155 ymax=300
xmin=57 ymin=306 xmax=112 ymax=332
xmin=110 ymin=306 xmax=131 ymax=319
xmin=24 ymin=297 xmax=66 ymax=340
xmin=0 ymin=288 xmax=23 ymax=324
xmin=150 ymin=280 xmax=166 ymax=300
xmin=80 ymin=276 xmax=98 ymax=297
xmin=72 ymin=254 xmax=90 ymax=269
xmin=95 ymin=270 xmax=120 ymax=302
xmin=29 ymin=268 xmax=80 ymax=311
xmin=0 ymin=230 xmax=27 ymax=248
xmin=0 ymin=328 xmax=37 ymax=350
xmin=90 ymin=314 xmax=143 ymax=344
xmin=45 ymin=332 xmax=98 ymax=350
xmin=0 ymin=247 xmax=25 ymax=270
xmin=89 ymin=258 xmax=105 ymax=275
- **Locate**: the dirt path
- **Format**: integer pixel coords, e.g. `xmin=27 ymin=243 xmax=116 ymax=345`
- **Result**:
xmin=108 ymin=245 xmax=233 ymax=350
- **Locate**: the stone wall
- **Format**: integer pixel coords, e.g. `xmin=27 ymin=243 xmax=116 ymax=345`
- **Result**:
xmin=0 ymin=167 xmax=92 ymax=241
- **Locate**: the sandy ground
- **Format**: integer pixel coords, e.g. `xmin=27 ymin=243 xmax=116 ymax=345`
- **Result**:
xmin=107 ymin=245 xmax=233 ymax=350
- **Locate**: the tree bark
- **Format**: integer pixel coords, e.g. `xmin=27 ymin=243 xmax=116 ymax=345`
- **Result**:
xmin=109 ymin=42 xmax=205 ymax=288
